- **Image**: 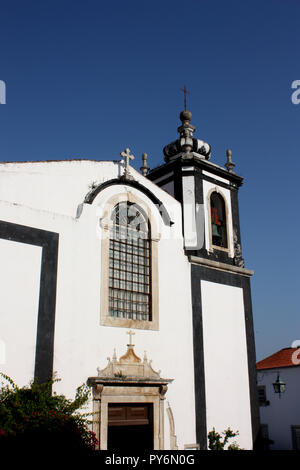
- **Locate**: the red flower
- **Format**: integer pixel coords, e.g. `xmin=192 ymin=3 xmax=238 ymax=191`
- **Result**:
xmin=0 ymin=429 xmax=5 ymax=436
xmin=89 ymin=431 xmax=100 ymax=448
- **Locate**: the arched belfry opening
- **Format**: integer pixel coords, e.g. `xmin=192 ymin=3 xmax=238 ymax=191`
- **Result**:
xmin=210 ymin=191 xmax=228 ymax=249
xmin=88 ymin=331 xmax=173 ymax=450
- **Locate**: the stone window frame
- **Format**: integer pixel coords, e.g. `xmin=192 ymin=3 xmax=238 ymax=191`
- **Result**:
xmin=100 ymin=192 xmax=160 ymax=330
xmin=207 ymin=187 xmax=231 ymax=254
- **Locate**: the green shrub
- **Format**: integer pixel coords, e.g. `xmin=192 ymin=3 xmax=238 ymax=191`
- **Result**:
xmin=208 ymin=427 xmax=242 ymax=450
xmin=0 ymin=373 xmax=98 ymax=452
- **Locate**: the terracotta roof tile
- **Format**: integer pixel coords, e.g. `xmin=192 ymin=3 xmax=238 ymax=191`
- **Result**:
xmin=256 ymin=348 xmax=300 ymax=370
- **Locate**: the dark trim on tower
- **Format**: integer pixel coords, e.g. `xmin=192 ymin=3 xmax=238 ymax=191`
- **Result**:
xmin=84 ymin=178 xmax=173 ymax=226
xmin=152 ymin=175 xmax=174 ymax=187
xmin=230 ymin=186 xmax=245 ymax=266
xmin=191 ymin=263 xmax=260 ymax=449
xmin=147 ymin=156 xmax=243 ymax=189
xmin=191 ymin=264 xmax=207 ymax=450
xmin=201 ymin=174 xmax=232 ymax=191
xmin=241 ymin=276 xmax=261 ymax=449
xmin=173 ymin=164 xmax=184 ymax=204
xmin=0 ymin=220 xmax=59 ymax=385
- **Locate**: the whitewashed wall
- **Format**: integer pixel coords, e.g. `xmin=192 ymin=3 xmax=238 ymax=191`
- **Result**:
xmin=0 ymin=238 xmax=42 ymax=386
xmin=0 ymin=161 xmax=196 ymax=450
xmin=201 ymin=280 xmax=252 ymax=449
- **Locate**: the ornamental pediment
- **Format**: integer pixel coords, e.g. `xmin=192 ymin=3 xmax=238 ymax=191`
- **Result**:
xmin=97 ymin=341 xmax=161 ymax=380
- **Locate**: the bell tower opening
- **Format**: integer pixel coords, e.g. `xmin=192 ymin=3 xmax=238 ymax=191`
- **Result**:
xmin=210 ymin=191 xmax=228 ymax=249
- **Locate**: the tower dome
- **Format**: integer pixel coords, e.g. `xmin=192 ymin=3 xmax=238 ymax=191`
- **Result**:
xmin=163 ymin=110 xmax=211 ymax=162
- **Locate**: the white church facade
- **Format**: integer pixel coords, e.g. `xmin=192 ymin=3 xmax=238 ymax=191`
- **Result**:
xmin=0 ymin=110 xmax=259 ymax=450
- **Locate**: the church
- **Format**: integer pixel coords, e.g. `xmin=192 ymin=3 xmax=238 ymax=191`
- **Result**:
xmin=0 ymin=109 xmax=259 ymax=450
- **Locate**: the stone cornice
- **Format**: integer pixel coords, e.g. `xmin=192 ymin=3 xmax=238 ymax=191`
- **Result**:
xmin=188 ymin=255 xmax=254 ymax=277
xmin=87 ymin=377 xmax=173 ymax=386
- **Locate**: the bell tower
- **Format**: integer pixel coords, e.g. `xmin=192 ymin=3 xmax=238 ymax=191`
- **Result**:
xmin=147 ymin=110 xmax=244 ymax=267
xmin=147 ymin=110 xmax=260 ymax=449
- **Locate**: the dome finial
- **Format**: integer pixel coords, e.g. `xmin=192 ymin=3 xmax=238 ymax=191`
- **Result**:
xmin=177 ymin=109 xmax=195 ymax=152
xmin=179 ymin=109 xmax=193 ymax=125
xmin=179 ymin=85 xmax=193 ymax=138
xmin=162 ymin=91 xmax=211 ymax=162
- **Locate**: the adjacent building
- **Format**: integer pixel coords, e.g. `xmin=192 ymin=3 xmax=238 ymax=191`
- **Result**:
xmin=257 ymin=347 xmax=300 ymax=450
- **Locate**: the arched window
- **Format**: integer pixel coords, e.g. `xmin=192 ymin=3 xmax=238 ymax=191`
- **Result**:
xmin=210 ymin=192 xmax=228 ymax=248
xmin=108 ymin=202 xmax=151 ymax=321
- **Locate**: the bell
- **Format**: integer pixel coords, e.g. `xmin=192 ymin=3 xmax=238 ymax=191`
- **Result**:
xmin=212 ymin=223 xmax=221 ymax=237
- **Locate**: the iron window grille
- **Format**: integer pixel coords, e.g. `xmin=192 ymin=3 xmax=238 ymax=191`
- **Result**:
xmin=108 ymin=202 xmax=151 ymax=321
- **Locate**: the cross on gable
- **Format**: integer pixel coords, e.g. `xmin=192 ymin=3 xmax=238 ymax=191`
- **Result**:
xmin=126 ymin=329 xmax=135 ymax=346
xmin=120 ymin=148 xmax=134 ymax=176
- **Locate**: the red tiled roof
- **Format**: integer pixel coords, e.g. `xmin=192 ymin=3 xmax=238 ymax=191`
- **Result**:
xmin=256 ymin=348 xmax=300 ymax=370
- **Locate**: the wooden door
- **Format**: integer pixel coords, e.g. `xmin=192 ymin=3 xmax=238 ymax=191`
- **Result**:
xmin=107 ymin=403 xmax=153 ymax=450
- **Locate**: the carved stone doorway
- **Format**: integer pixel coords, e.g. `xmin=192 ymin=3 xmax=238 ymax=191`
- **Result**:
xmin=107 ymin=403 xmax=153 ymax=450
xmin=88 ymin=332 xmax=173 ymax=450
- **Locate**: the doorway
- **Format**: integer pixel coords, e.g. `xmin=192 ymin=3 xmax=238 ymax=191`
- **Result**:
xmin=107 ymin=403 xmax=153 ymax=451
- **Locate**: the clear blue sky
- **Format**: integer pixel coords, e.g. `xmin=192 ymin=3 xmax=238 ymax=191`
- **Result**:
xmin=0 ymin=0 xmax=299 ymax=360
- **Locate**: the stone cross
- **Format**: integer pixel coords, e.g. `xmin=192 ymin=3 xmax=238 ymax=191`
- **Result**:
xmin=180 ymin=85 xmax=190 ymax=111
xmin=126 ymin=330 xmax=135 ymax=346
xmin=120 ymin=148 xmax=134 ymax=178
